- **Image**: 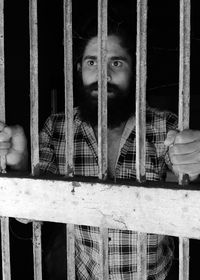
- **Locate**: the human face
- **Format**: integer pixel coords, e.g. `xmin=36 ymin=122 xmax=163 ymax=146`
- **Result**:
xmin=79 ymin=35 xmax=133 ymax=99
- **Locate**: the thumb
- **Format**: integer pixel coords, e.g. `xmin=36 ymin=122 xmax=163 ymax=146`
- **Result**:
xmin=164 ymin=130 xmax=179 ymax=147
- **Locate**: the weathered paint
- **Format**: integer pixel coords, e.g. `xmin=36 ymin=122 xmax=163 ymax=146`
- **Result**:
xmin=0 ymin=177 xmax=200 ymax=239
xmin=1 ymin=217 xmax=11 ymax=280
xmin=64 ymin=0 xmax=74 ymax=177
xmin=136 ymin=0 xmax=147 ymax=182
xmin=98 ymin=0 xmax=108 ymax=180
xmin=29 ymin=0 xmax=39 ymax=176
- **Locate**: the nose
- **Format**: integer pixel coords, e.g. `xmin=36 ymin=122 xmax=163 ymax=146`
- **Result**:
xmin=107 ymin=75 xmax=111 ymax=82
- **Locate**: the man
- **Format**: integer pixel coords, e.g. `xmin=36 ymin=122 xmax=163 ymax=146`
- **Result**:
xmin=0 ymin=19 xmax=200 ymax=279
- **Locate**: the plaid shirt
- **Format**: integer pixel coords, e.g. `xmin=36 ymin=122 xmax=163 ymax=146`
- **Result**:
xmin=40 ymin=107 xmax=178 ymax=280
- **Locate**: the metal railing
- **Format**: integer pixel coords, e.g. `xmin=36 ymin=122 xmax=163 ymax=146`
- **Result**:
xmin=0 ymin=0 xmax=196 ymax=280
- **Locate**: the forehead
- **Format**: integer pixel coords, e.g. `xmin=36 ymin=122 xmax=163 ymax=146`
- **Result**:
xmin=83 ymin=35 xmax=130 ymax=60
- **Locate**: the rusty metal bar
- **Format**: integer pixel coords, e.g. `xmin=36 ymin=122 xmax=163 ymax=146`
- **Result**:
xmin=64 ymin=0 xmax=74 ymax=177
xmin=0 ymin=0 xmax=6 ymax=173
xmin=0 ymin=0 xmax=5 ymax=122
xmin=99 ymin=228 xmax=109 ymax=280
xmin=178 ymin=1 xmax=191 ymax=279
xmin=98 ymin=0 xmax=108 ymax=180
xmin=179 ymin=0 xmax=190 ymax=131
xmin=64 ymin=1 xmax=75 ymax=277
xmin=67 ymin=224 xmax=75 ymax=280
xmin=135 ymin=0 xmax=147 ymax=182
xmin=1 ymin=218 xmax=11 ymax=280
xmin=33 ymin=221 xmax=42 ymax=280
xmin=178 ymin=0 xmax=191 ymax=188
xmin=29 ymin=0 xmax=39 ymax=176
xmin=0 ymin=3 xmax=10 ymax=278
xmin=179 ymin=237 xmax=189 ymax=280
xmin=29 ymin=1 xmax=43 ymax=279
xmin=137 ymin=232 xmax=147 ymax=280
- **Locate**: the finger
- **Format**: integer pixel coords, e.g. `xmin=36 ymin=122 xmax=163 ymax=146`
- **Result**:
xmin=172 ymin=163 xmax=200 ymax=174
xmin=169 ymin=140 xmax=200 ymax=155
xmin=11 ymin=126 xmax=27 ymax=152
xmin=4 ymin=126 xmax=12 ymax=138
xmin=172 ymin=163 xmax=200 ymax=180
xmin=15 ymin=218 xmax=32 ymax=224
xmin=169 ymin=151 xmax=200 ymax=165
xmin=174 ymin=129 xmax=200 ymax=144
xmin=0 ymin=131 xmax=11 ymax=142
xmin=164 ymin=130 xmax=179 ymax=147
xmin=0 ymin=121 xmax=6 ymax=132
xmin=0 ymin=142 xmax=11 ymax=150
xmin=0 ymin=142 xmax=11 ymax=156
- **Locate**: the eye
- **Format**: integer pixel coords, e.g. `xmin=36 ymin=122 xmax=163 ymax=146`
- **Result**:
xmin=87 ymin=60 xmax=97 ymax=67
xmin=111 ymin=60 xmax=123 ymax=68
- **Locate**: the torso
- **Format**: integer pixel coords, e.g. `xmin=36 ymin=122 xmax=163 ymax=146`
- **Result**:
xmin=94 ymin=122 xmax=126 ymax=179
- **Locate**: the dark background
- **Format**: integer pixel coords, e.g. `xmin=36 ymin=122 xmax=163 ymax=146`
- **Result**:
xmin=4 ymin=0 xmax=200 ymax=132
xmin=2 ymin=0 xmax=200 ymax=279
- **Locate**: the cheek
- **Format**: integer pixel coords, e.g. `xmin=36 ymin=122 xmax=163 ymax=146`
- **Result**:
xmin=82 ymin=69 xmax=97 ymax=86
xmin=115 ymin=72 xmax=131 ymax=90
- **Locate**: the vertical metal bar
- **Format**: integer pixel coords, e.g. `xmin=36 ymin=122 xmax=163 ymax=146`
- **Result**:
xmin=64 ymin=2 xmax=75 ymax=278
xmin=29 ymin=1 xmax=42 ymax=279
xmin=1 ymin=218 xmax=11 ymax=280
xmin=178 ymin=2 xmax=191 ymax=279
xmin=178 ymin=0 xmax=191 ymax=187
xmin=135 ymin=0 xmax=147 ymax=182
xmin=33 ymin=221 xmax=42 ymax=280
xmin=29 ymin=0 xmax=39 ymax=176
xmin=0 ymin=3 xmax=10 ymax=277
xmin=137 ymin=232 xmax=147 ymax=280
xmin=99 ymin=228 xmax=109 ymax=280
xmin=0 ymin=0 xmax=5 ymax=121
xmin=98 ymin=2 xmax=109 ymax=277
xmin=64 ymin=0 xmax=74 ymax=177
xmin=67 ymin=224 xmax=75 ymax=280
xmin=179 ymin=0 xmax=190 ymax=131
xmin=0 ymin=0 xmax=6 ymax=173
xmin=98 ymin=0 xmax=108 ymax=180
xmin=179 ymin=237 xmax=189 ymax=280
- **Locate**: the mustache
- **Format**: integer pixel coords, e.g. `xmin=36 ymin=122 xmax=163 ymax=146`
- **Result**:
xmin=84 ymin=82 xmax=120 ymax=93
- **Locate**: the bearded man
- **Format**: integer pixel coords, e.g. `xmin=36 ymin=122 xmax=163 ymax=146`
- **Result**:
xmin=1 ymin=18 xmax=200 ymax=280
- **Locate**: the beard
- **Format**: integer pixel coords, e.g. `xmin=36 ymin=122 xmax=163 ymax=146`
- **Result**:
xmin=77 ymin=80 xmax=135 ymax=129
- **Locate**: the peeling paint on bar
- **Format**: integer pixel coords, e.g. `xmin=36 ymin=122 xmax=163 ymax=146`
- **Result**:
xmin=29 ymin=1 xmax=42 ymax=279
xmin=136 ymin=0 xmax=147 ymax=182
xmin=33 ymin=221 xmax=42 ymax=280
xmin=179 ymin=0 xmax=190 ymax=132
xmin=1 ymin=217 xmax=11 ymax=280
xmin=136 ymin=1 xmax=148 ymax=277
xmin=0 ymin=3 xmax=10 ymax=278
xmin=179 ymin=237 xmax=189 ymax=280
xmin=0 ymin=0 xmax=6 ymax=173
xmin=29 ymin=0 xmax=39 ymax=176
xmin=64 ymin=0 xmax=74 ymax=177
xmin=98 ymin=0 xmax=108 ymax=180
xmin=0 ymin=0 xmax=5 ymax=122
xmin=178 ymin=1 xmax=191 ymax=279
xmin=178 ymin=0 xmax=191 ymax=188
xmin=99 ymin=228 xmax=109 ymax=280
xmin=67 ymin=224 xmax=75 ymax=280
xmin=63 ymin=1 xmax=75 ymax=278
xmin=137 ymin=233 xmax=147 ymax=280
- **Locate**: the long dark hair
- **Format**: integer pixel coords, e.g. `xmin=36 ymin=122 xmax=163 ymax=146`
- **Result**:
xmin=74 ymin=17 xmax=136 ymax=68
